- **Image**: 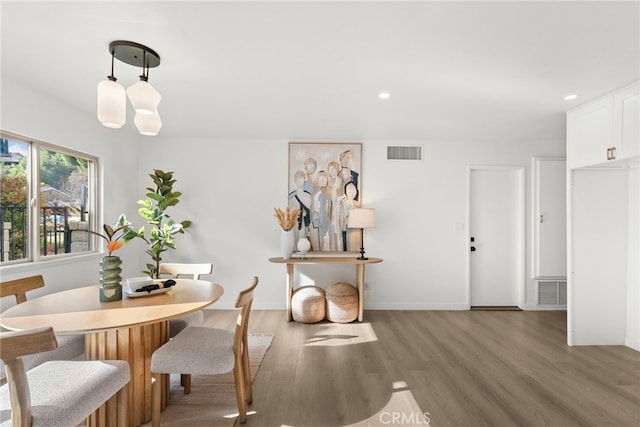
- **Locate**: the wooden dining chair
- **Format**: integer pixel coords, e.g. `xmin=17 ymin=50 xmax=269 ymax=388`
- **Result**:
xmin=0 ymin=275 xmax=85 ymax=378
xmin=0 ymin=326 xmax=130 ymax=426
xmin=151 ymin=276 xmax=259 ymax=425
xmin=158 ymin=262 xmax=214 ymax=337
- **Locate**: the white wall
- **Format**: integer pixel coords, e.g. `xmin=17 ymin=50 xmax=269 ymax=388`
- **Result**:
xmin=1 ymin=75 xmax=566 ymax=311
xmin=0 ymin=77 xmax=142 ymax=305
xmin=135 ymin=137 xmax=564 ymax=309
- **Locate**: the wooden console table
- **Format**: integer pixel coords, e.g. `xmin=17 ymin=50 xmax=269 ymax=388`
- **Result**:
xmin=269 ymin=256 xmax=383 ymax=321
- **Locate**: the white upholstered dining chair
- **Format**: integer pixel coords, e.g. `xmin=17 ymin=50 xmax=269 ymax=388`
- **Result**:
xmin=151 ymin=276 xmax=259 ymax=425
xmin=158 ymin=262 xmax=214 ymax=337
xmin=0 ymin=326 xmax=130 ymax=426
xmin=0 ymin=275 xmax=85 ymax=380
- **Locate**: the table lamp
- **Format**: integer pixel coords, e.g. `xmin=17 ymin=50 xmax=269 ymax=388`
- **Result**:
xmin=347 ymin=208 xmax=376 ymax=260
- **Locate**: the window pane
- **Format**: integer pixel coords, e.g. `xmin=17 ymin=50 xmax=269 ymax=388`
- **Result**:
xmin=0 ymin=138 xmax=29 ymax=262
xmin=39 ymin=148 xmax=92 ymax=257
xmin=1 ymin=133 xmax=96 ymax=265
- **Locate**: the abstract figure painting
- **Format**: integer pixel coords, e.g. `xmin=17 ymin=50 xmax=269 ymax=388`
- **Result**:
xmin=288 ymin=142 xmax=362 ymax=253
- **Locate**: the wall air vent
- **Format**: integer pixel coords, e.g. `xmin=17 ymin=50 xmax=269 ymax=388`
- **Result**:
xmin=537 ymin=280 xmax=567 ymax=306
xmin=387 ymin=146 xmax=422 ymax=160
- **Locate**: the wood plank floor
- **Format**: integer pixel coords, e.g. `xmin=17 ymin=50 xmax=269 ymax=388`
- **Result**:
xmin=201 ymin=310 xmax=640 ymax=427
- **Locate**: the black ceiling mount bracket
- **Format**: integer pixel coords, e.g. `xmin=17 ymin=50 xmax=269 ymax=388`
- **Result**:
xmin=109 ymin=40 xmax=161 ymax=68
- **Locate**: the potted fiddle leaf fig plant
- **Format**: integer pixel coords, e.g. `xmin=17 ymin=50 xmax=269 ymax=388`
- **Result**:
xmin=124 ymin=169 xmax=192 ymax=278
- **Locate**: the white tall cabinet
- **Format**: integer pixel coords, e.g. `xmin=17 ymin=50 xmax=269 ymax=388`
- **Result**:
xmin=567 ymin=82 xmax=639 ymax=349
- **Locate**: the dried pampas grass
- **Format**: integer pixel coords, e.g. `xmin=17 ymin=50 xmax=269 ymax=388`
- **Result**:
xmin=274 ymin=206 xmax=300 ymax=231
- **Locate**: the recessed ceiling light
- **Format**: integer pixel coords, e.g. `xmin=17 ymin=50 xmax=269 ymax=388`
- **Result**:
xmin=564 ymin=94 xmax=578 ymax=101
xmin=378 ymin=92 xmax=391 ymax=100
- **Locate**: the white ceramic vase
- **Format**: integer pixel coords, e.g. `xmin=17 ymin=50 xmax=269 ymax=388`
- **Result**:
xmin=280 ymin=230 xmax=295 ymax=259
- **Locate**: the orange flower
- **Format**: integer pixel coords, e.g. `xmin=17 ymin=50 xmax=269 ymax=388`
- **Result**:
xmin=106 ymin=240 xmax=123 ymax=255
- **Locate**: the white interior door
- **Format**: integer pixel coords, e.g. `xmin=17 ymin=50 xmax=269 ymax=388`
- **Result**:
xmin=534 ymin=158 xmax=567 ymax=278
xmin=469 ymin=168 xmax=524 ymax=307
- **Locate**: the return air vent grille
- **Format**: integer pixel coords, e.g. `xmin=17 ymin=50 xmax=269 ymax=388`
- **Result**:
xmin=537 ymin=280 xmax=567 ymax=306
xmin=387 ymin=146 xmax=422 ymax=160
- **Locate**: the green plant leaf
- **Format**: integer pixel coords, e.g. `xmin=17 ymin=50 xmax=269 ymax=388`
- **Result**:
xmin=116 ymin=214 xmax=128 ymax=226
xmin=147 ymin=193 xmax=163 ymax=202
xmin=104 ymin=224 xmax=116 ymax=238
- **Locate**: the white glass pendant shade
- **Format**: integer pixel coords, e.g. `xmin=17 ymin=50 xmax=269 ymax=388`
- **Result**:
xmin=134 ymin=110 xmax=162 ymax=135
xmin=97 ymin=79 xmax=126 ymax=128
xmin=126 ymin=79 xmax=161 ymax=115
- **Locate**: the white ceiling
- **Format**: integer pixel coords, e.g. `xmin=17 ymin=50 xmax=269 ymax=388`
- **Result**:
xmin=2 ymin=1 xmax=639 ymax=143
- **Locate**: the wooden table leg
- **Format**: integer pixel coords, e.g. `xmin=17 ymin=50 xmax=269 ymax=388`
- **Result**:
xmin=85 ymin=320 xmax=170 ymax=427
xmin=286 ymin=263 xmax=294 ymax=321
xmin=356 ymin=264 xmax=365 ymax=321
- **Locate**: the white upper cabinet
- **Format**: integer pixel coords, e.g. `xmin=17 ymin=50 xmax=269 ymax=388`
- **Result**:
xmin=567 ymin=96 xmax=613 ymax=169
xmin=613 ymin=83 xmax=639 ymax=160
xmin=567 ymin=82 xmax=639 ymax=169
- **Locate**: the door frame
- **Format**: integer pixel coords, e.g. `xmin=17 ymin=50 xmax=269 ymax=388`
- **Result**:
xmin=466 ymin=165 xmax=526 ymax=309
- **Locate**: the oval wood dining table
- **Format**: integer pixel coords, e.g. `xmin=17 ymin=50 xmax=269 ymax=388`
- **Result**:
xmin=0 ymin=279 xmax=224 ymax=427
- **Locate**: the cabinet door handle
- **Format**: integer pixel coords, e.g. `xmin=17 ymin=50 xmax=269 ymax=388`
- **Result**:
xmin=611 ymin=146 xmax=616 ymax=160
xmin=607 ymin=147 xmax=612 ymax=160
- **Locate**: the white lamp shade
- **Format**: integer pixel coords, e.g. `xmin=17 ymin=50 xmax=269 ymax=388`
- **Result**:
xmin=347 ymin=208 xmax=376 ymax=229
xmin=134 ymin=110 xmax=162 ymax=135
xmin=126 ymin=79 xmax=161 ymax=115
xmin=97 ymin=79 xmax=126 ymax=128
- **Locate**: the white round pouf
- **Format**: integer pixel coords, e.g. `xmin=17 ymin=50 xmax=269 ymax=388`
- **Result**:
xmin=291 ymin=286 xmax=326 ymax=323
xmin=325 ymin=282 xmax=358 ymax=323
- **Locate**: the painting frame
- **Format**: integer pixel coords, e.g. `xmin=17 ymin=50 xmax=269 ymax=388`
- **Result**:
xmin=288 ymin=141 xmax=363 ymax=254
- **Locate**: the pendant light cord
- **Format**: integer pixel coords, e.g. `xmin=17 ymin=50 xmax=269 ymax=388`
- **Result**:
xmin=140 ymin=50 xmax=149 ymax=81
xmin=108 ymin=51 xmax=117 ymax=82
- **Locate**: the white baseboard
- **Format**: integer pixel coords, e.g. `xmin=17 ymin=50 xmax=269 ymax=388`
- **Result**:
xmin=625 ymin=337 xmax=640 ymax=351
xmin=356 ymin=302 xmax=470 ymax=310
xmin=207 ymin=303 xmax=567 ymax=311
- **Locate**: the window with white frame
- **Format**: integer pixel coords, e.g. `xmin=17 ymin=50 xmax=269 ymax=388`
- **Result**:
xmin=0 ymin=132 xmax=97 ymax=264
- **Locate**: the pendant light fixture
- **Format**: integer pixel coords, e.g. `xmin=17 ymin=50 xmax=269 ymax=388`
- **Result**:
xmin=97 ymin=50 xmax=126 ymax=128
xmin=127 ymin=77 xmax=161 ymax=115
xmin=97 ymin=40 xmax=162 ymax=135
xmin=134 ymin=110 xmax=162 ymax=136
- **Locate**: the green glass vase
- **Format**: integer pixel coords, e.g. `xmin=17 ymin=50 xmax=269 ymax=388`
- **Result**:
xmin=99 ymin=255 xmax=123 ymax=302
